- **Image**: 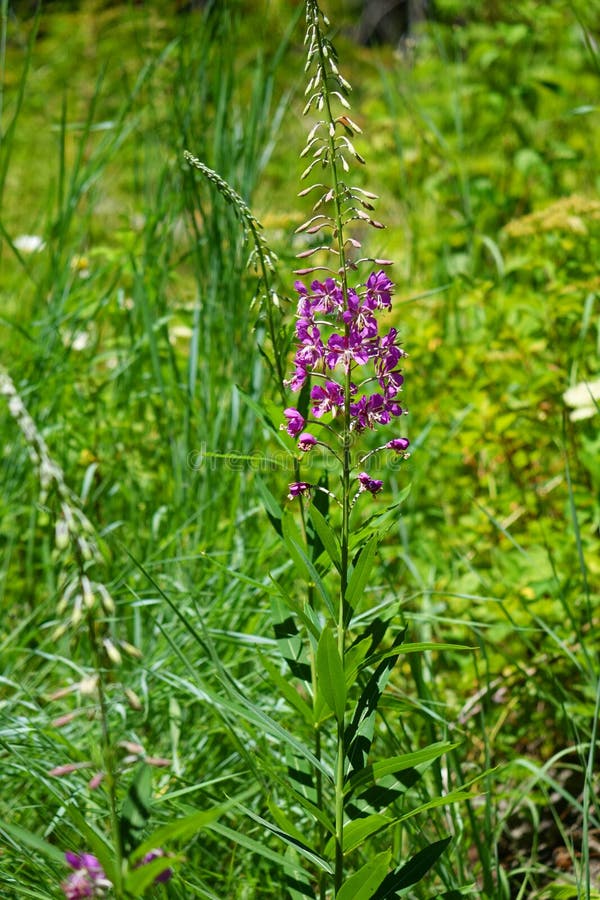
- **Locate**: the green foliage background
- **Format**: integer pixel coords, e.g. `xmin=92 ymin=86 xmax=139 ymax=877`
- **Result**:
xmin=0 ymin=0 xmax=599 ymax=896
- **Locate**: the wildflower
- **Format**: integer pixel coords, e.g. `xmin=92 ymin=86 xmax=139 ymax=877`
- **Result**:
xmin=14 ymin=234 xmax=45 ymax=253
xmin=283 ymin=407 xmax=305 ymax=437
xmin=298 ymin=432 xmax=317 ymax=452
xmin=62 ymin=852 xmax=111 ymax=898
xmin=386 ymin=438 xmax=410 ymax=453
xmin=311 ymin=381 xmax=344 ymax=418
xmin=563 ymin=378 xmax=600 ymax=421
xmin=357 ymin=472 xmax=384 ymax=495
xmin=325 ymin=331 xmax=371 ymax=372
xmin=286 ymin=365 xmax=309 ymax=392
xmin=136 ymin=848 xmax=173 ymax=884
xmin=364 ymin=270 xmax=393 ymax=310
xmin=288 ymin=481 xmax=311 ymax=500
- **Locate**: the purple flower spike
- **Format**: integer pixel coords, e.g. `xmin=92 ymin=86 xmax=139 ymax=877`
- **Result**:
xmin=298 ymin=432 xmax=317 ymax=452
xmin=358 ymin=472 xmax=384 ymax=495
xmin=283 ymin=407 xmax=305 ymax=437
xmin=386 ymin=438 xmax=410 ymax=452
xmin=288 ymin=481 xmax=311 ymax=500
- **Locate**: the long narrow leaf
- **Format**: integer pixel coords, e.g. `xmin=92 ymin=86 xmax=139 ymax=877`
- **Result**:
xmin=337 ymin=851 xmax=391 ymax=900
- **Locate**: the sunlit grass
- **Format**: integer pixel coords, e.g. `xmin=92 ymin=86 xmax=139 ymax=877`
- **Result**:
xmin=1 ymin=0 xmax=599 ymax=897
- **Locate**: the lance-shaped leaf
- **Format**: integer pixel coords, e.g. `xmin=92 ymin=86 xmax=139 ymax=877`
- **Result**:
xmin=346 ymin=535 xmax=378 ymax=614
xmin=323 ymin=813 xmax=392 ymax=858
xmin=237 ymin=803 xmax=333 ymax=874
xmin=372 ymin=836 xmax=452 ymax=897
xmin=309 ymin=501 xmax=341 ymax=573
xmin=120 ymin=763 xmax=153 ymax=855
xmin=316 ymin=626 xmax=345 ymax=722
xmin=282 ymin=511 xmax=334 ymax=616
xmin=271 ymin=594 xmax=313 ymax=683
xmin=259 ymin=651 xmax=314 ymax=724
xmin=337 ymin=851 xmax=392 ymax=900
xmin=256 ymin=475 xmax=284 ymax=538
xmin=345 ymin=743 xmax=458 ymax=797
xmin=345 ymin=629 xmax=406 ymax=775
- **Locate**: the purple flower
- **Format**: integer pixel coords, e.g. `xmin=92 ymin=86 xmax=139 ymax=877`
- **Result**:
xmin=376 ymin=328 xmax=404 ymax=375
xmin=283 ymin=271 xmax=407 ymax=445
xmin=379 ymin=369 xmax=404 ymax=396
xmin=286 ymin=365 xmax=308 ymax=393
xmin=350 ymin=394 xmax=391 ymax=431
xmin=365 ymin=270 xmax=394 ymax=310
xmin=310 ymin=277 xmax=344 ymax=313
xmin=298 ymin=432 xmax=317 ymax=451
xmin=288 ymin=481 xmax=311 ymax=500
xmin=386 ymin=438 xmax=410 ymax=452
xmin=295 ymin=320 xmax=324 ymax=367
xmin=357 ymin=472 xmax=384 ymax=495
xmin=311 ymin=381 xmax=344 ymax=418
xmin=137 ymin=848 xmax=173 ymax=885
xmin=342 ymin=290 xmax=378 ymax=337
xmin=283 ymin=407 xmax=305 ymax=437
xmin=62 ymin=852 xmax=111 ymax=898
xmin=62 ymin=871 xmax=95 ymax=899
xmin=325 ymin=331 xmax=371 ymax=372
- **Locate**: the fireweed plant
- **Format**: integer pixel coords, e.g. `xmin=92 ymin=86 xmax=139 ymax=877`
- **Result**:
xmin=186 ymin=2 xmax=474 ymax=897
xmin=0 ymin=371 xmax=224 ymax=897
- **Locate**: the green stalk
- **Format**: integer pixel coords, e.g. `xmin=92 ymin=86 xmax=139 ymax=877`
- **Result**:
xmin=309 ymin=6 xmax=351 ymax=891
xmin=87 ymin=614 xmax=124 ymax=897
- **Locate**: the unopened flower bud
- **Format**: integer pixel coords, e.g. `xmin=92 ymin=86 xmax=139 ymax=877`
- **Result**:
xmin=70 ymin=594 xmax=83 ymax=627
xmin=79 ymin=674 xmax=98 ymax=696
xmin=81 ymin=576 xmax=95 ymax=610
xmin=119 ymin=741 xmax=145 ymax=756
xmin=124 ymin=688 xmax=143 ymax=711
xmin=49 ymin=762 xmax=91 ymax=777
xmin=88 ymin=771 xmax=105 ymax=790
xmin=96 ymin=583 xmax=115 ymax=615
xmin=52 ymin=711 xmax=79 ymax=728
xmin=55 ymin=518 xmax=70 ymax=551
xmin=103 ymin=638 xmax=122 ymax=666
xmin=120 ymin=640 xmax=142 ymax=660
xmin=145 ymin=756 xmax=171 ymax=768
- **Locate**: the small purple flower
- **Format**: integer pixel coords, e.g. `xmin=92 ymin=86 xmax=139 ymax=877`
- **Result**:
xmin=386 ymin=438 xmax=410 ymax=452
xmin=62 ymin=852 xmax=111 ymax=899
xmin=295 ymin=320 xmax=324 ymax=367
xmin=325 ymin=331 xmax=371 ymax=372
xmin=357 ymin=472 xmax=384 ymax=495
xmin=298 ymin=432 xmax=317 ymax=452
xmin=286 ymin=365 xmax=308 ymax=392
xmin=379 ymin=368 xmax=404 ymax=396
xmin=350 ymin=393 xmax=392 ymax=431
xmin=311 ymin=381 xmax=344 ymax=418
xmin=62 ymin=870 xmax=94 ymax=899
xmin=310 ymin=277 xmax=344 ymax=313
xmin=376 ymin=328 xmax=404 ymax=375
xmin=342 ymin=291 xmax=378 ymax=337
xmin=137 ymin=848 xmax=173 ymax=885
xmin=283 ymin=407 xmax=305 ymax=437
xmin=365 ymin=270 xmax=394 ymax=310
xmin=288 ymin=481 xmax=311 ymax=500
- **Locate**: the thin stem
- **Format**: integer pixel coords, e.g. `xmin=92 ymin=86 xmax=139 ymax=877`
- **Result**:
xmin=87 ymin=615 xmax=124 ymax=897
xmin=309 ymin=4 xmax=351 ymax=891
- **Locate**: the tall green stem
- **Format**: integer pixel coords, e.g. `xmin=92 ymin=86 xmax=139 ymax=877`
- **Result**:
xmin=309 ymin=5 xmax=352 ymax=890
xmin=88 ymin=616 xmax=124 ymax=897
